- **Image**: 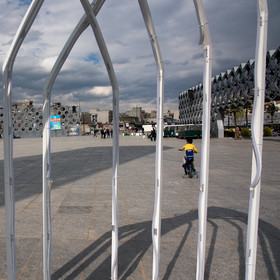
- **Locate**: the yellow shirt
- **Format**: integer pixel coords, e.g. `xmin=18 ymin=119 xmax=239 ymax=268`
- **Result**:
xmin=180 ymin=143 xmax=198 ymax=153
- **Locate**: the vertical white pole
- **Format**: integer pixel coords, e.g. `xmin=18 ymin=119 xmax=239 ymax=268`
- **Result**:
xmin=79 ymin=1 xmax=119 ymax=278
xmin=42 ymin=89 xmax=52 ymax=280
xmin=2 ymin=1 xmax=44 ymax=279
xmin=111 ymin=89 xmax=119 ymax=280
xmin=138 ymin=1 xmax=164 ymax=279
xmin=246 ymin=1 xmax=268 ymax=279
xmin=193 ymin=1 xmax=212 ymax=279
xmin=2 ymin=64 xmax=16 ymax=280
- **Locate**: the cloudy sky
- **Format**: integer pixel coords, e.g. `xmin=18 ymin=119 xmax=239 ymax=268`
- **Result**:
xmin=0 ymin=0 xmax=279 ymax=113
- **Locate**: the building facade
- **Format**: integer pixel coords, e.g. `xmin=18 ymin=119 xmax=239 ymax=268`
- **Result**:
xmin=179 ymin=47 xmax=280 ymax=136
xmin=89 ymin=108 xmax=113 ymax=124
xmin=0 ymin=101 xmax=80 ymax=138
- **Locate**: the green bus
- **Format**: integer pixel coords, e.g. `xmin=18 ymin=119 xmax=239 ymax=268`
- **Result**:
xmin=164 ymin=124 xmax=202 ymax=139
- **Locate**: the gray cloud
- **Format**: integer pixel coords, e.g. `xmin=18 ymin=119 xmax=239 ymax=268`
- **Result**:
xmin=0 ymin=0 xmax=279 ymax=113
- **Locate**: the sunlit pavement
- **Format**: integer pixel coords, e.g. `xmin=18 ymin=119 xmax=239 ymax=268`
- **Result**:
xmin=0 ymin=135 xmax=279 ymax=279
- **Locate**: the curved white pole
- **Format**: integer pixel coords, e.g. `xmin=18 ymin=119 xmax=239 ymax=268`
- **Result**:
xmin=246 ymin=1 xmax=268 ymax=279
xmin=2 ymin=1 xmax=44 ymax=279
xmin=138 ymin=1 xmax=164 ymax=279
xmin=193 ymin=1 xmax=212 ymax=279
xmin=42 ymin=1 xmax=105 ymax=279
xmin=79 ymin=1 xmax=119 ymax=279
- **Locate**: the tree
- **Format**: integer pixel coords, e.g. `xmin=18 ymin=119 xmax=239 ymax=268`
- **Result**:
xmin=230 ymin=106 xmax=245 ymax=126
xmin=224 ymin=106 xmax=245 ymax=128
xmin=244 ymin=104 xmax=253 ymax=128
xmin=224 ymin=108 xmax=232 ymax=129
xmin=266 ymin=102 xmax=279 ymax=130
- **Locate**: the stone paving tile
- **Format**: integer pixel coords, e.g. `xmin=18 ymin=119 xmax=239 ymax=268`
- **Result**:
xmin=15 ymin=214 xmax=43 ymax=238
xmin=51 ymin=214 xmax=91 ymax=240
xmin=0 ymin=136 xmax=279 ymax=279
xmin=50 ymin=239 xmax=88 ymax=280
xmin=0 ymin=237 xmax=8 ymax=278
xmin=0 ymin=237 xmax=41 ymax=280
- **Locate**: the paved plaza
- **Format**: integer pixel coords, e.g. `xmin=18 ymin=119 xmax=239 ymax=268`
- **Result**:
xmin=0 ymin=135 xmax=279 ymax=279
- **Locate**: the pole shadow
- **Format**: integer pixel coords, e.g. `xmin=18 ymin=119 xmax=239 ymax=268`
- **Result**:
xmin=51 ymin=207 xmax=280 ymax=279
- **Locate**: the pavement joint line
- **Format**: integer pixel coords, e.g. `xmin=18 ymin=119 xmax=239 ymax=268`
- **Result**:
xmin=14 ymin=179 xmax=38 ymax=195
xmin=51 ymin=237 xmax=93 ymax=241
xmin=14 ymin=236 xmax=42 ymax=239
xmin=21 ymin=212 xmax=41 ymax=216
xmin=160 ymin=169 xmax=201 ymax=264
xmin=21 ymin=192 xmax=41 ymax=213
xmin=119 ymin=182 xmax=147 ymax=280
xmin=15 ymin=155 xmax=82 ymax=276
xmin=89 ymin=186 xmax=97 ymax=217
xmin=132 ymin=160 xmax=152 ymax=193
xmin=81 ymin=176 xmax=98 ymax=280
xmin=119 ymin=253 xmax=143 ymax=280
xmin=17 ymin=235 xmax=43 ymax=280
xmin=15 ymin=161 xmax=70 ymax=278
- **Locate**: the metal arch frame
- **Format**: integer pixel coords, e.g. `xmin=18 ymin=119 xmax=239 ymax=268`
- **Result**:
xmin=246 ymin=0 xmax=268 ymax=279
xmin=192 ymin=1 xmax=212 ymax=279
xmin=42 ymin=0 xmax=106 ymax=279
xmin=2 ymin=0 xmax=164 ymax=279
xmin=42 ymin=0 xmax=164 ymax=278
xmin=2 ymin=1 xmax=45 ymax=279
xmin=2 ymin=0 xmax=268 ymax=279
xmin=2 ymin=0 xmax=112 ymax=279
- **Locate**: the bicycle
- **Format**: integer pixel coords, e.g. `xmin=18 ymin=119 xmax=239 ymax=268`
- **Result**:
xmin=180 ymin=148 xmax=198 ymax=178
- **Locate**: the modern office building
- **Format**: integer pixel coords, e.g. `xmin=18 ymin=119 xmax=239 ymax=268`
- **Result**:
xmin=179 ymin=47 xmax=280 ymax=137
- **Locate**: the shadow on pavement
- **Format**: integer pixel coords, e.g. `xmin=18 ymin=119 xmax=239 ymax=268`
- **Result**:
xmin=0 ymin=145 xmax=172 ymax=207
xmin=51 ymin=207 xmax=280 ymax=280
xmin=263 ymin=137 xmax=280 ymax=143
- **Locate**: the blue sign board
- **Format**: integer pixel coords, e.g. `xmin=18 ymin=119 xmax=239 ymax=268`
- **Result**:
xmin=50 ymin=115 xmax=61 ymax=130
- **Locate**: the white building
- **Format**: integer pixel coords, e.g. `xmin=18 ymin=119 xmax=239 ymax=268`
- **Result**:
xmin=125 ymin=106 xmax=143 ymax=122
xmin=89 ymin=108 xmax=113 ymax=124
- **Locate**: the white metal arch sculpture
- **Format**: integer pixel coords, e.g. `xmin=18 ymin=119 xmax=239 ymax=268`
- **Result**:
xmin=2 ymin=1 xmax=268 ymax=280
xmin=2 ymin=0 xmax=164 ymax=279
xmin=42 ymin=0 xmax=164 ymax=278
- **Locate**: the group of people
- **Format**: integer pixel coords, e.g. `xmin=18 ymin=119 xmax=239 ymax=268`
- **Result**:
xmin=100 ymin=129 xmax=113 ymax=138
xmin=91 ymin=128 xmax=113 ymax=138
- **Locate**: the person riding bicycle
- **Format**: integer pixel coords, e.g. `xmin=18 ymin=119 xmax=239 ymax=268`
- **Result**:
xmin=179 ymin=137 xmax=198 ymax=175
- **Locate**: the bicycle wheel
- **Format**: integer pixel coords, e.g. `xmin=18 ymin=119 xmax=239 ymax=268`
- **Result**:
xmin=189 ymin=166 xmax=193 ymax=178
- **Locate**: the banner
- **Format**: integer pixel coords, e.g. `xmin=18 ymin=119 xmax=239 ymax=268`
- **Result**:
xmin=69 ymin=127 xmax=79 ymax=136
xmin=50 ymin=115 xmax=61 ymax=130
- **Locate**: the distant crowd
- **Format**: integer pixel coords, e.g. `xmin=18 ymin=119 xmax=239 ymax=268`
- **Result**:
xmin=93 ymin=128 xmax=113 ymax=138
